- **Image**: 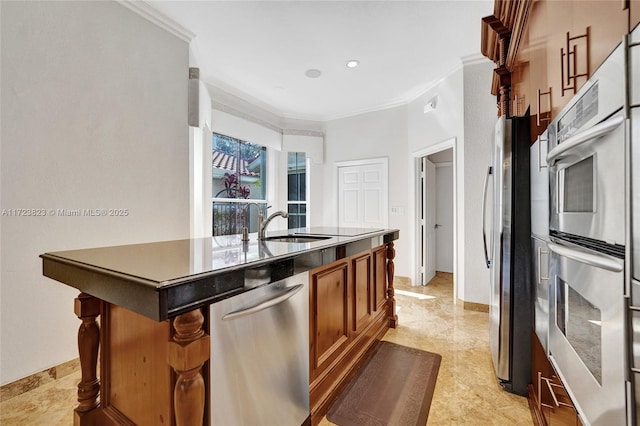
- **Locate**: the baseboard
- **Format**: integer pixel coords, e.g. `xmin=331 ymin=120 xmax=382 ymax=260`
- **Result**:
xmin=394 ymin=275 xmax=411 ymax=286
xmin=0 ymin=358 xmax=80 ymax=402
xmin=458 ymin=299 xmax=490 ymax=313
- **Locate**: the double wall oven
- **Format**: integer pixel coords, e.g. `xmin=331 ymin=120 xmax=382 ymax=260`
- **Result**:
xmin=546 ymin=41 xmax=629 ymax=425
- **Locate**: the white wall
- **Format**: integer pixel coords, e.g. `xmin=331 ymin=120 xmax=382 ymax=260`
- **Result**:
xmin=0 ymin=1 xmax=190 ymax=385
xmin=408 ymin=68 xmax=465 ymax=291
xmin=461 ymin=58 xmax=496 ymax=304
xmin=407 ymin=58 xmax=496 ymax=304
xmin=320 ymin=106 xmax=410 ymax=277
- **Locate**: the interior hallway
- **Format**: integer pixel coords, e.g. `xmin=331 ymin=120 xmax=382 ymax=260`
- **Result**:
xmin=1 ymin=273 xmax=532 ymax=425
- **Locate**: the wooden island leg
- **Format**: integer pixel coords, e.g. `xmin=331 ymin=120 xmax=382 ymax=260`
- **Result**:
xmin=168 ymin=308 xmax=210 ymax=426
xmin=386 ymin=242 xmax=398 ymax=328
xmin=73 ymin=292 xmax=101 ymax=425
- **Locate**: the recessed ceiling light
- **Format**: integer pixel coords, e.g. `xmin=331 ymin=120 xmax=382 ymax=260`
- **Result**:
xmin=305 ymin=69 xmax=322 ymax=78
xmin=346 ymin=60 xmax=360 ymax=68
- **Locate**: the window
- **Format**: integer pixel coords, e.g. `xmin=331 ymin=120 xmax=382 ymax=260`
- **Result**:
xmin=212 ymin=133 xmax=267 ymax=236
xmin=287 ymin=152 xmax=307 ymax=229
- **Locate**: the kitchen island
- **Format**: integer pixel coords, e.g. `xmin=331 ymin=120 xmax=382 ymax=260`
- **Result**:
xmin=41 ymin=227 xmax=399 ymax=426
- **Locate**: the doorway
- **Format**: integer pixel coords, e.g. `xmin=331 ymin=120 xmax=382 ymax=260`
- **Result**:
xmin=413 ymin=139 xmax=456 ymax=289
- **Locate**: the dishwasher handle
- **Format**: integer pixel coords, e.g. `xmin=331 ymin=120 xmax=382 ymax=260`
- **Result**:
xmin=222 ymin=284 xmax=304 ymax=321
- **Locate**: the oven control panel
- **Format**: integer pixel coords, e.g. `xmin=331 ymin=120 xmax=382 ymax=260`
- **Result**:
xmin=556 ymin=82 xmax=599 ymax=144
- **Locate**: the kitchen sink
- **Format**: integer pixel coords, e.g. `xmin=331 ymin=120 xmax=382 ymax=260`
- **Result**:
xmin=262 ymin=235 xmax=331 ymax=243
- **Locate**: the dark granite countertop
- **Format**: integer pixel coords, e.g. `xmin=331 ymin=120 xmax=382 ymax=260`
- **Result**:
xmin=41 ymin=227 xmax=399 ymax=321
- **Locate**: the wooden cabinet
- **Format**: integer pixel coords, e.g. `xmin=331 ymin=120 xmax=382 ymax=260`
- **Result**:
xmin=102 ymin=304 xmax=174 ymax=425
xmin=309 ymin=244 xmax=394 ymax=425
xmin=44 ymin=233 xmax=398 ymax=426
xmin=310 ymin=259 xmax=350 ymax=381
xmin=514 ymin=0 xmax=550 ymax=135
xmin=351 ymin=251 xmax=372 ymax=336
xmin=632 ymin=0 xmax=640 ymax=32
xmin=529 ymin=332 xmax=583 ymax=426
xmin=493 ymin=0 xmax=629 ymax=142
xmin=372 ymin=245 xmax=388 ymax=312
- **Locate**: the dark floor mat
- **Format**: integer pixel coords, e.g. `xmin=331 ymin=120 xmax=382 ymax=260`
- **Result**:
xmin=327 ymin=341 xmax=441 ymax=426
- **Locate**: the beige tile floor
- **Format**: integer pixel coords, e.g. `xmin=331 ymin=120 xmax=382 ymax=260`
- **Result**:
xmin=320 ymin=272 xmax=532 ymax=425
xmin=388 ymin=273 xmax=532 ymax=425
xmin=0 ymin=272 xmax=532 ymax=425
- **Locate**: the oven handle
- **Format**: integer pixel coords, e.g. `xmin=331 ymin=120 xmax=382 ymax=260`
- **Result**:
xmin=222 ymin=284 xmax=303 ymax=321
xmin=482 ymin=165 xmax=493 ymax=269
xmin=546 ymin=114 xmax=624 ymax=165
xmin=547 ymin=241 xmax=623 ymax=273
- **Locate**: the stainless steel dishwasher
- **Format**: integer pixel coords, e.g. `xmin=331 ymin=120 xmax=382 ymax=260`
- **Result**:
xmin=210 ymin=272 xmax=309 ymax=425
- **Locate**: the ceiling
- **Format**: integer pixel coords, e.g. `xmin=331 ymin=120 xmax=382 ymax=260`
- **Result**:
xmin=146 ymin=1 xmax=494 ymax=122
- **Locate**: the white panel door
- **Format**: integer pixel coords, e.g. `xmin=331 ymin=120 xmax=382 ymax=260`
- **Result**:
xmin=423 ymin=158 xmax=436 ymax=284
xmin=341 ymin=169 xmax=361 ymax=224
xmin=435 ymin=164 xmax=454 ymax=273
xmin=338 ymin=159 xmax=388 ymax=229
xmin=363 ymin=167 xmax=383 ymax=224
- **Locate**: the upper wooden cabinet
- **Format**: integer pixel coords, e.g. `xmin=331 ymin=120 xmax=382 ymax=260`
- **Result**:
xmin=484 ymin=0 xmax=630 ymax=141
xmin=632 ymin=0 xmax=640 ymax=32
xmin=522 ymin=0 xmax=626 ymax=126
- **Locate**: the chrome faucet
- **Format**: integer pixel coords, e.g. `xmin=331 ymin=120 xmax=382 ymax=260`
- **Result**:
xmin=258 ymin=208 xmax=288 ymax=240
xmin=242 ymin=202 xmax=263 ymax=242
xmin=242 ymin=203 xmax=289 ymax=241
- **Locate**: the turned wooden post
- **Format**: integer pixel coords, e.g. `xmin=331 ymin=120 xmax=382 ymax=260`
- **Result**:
xmin=73 ymin=293 xmax=101 ymax=424
xmin=386 ymin=242 xmax=398 ymax=328
xmin=168 ymin=308 xmax=210 ymax=426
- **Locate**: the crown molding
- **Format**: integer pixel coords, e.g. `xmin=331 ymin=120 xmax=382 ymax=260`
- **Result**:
xmin=301 ymin=98 xmax=410 ymax=122
xmin=116 ymin=0 xmax=195 ymax=43
xmin=404 ymin=63 xmax=464 ymax=106
xmin=282 ymin=129 xmax=324 ymax=138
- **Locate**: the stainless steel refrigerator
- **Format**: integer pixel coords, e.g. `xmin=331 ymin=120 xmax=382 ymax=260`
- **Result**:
xmin=482 ymin=113 xmax=532 ymax=396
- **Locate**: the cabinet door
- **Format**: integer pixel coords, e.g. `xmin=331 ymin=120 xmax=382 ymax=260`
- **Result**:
xmin=540 ymin=375 xmax=582 ymax=425
xmin=632 ymin=0 xmax=640 ymax=32
xmin=372 ymin=246 xmax=387 ymax=312
xmin=510 ymin=22 xmax=531 ymax=119
xmin=548 ymin=1 xmax=627 ymax=113
xmin=525 ymin=0 xmax=551 ymax=139
xmin=104 ymin=304 xmax=173 ymax=425
xmin=310 ymin=260 xmax=349 ymax=380
xmin=532 ymin=332 xmax=582 ymax=426
xmin=351 ymin=251 xmax=372 ymax=335
xmin=543 ymin=0 xmax=573 ymax=118
xmin=572 ymin=0 xmax=627 ymax=77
